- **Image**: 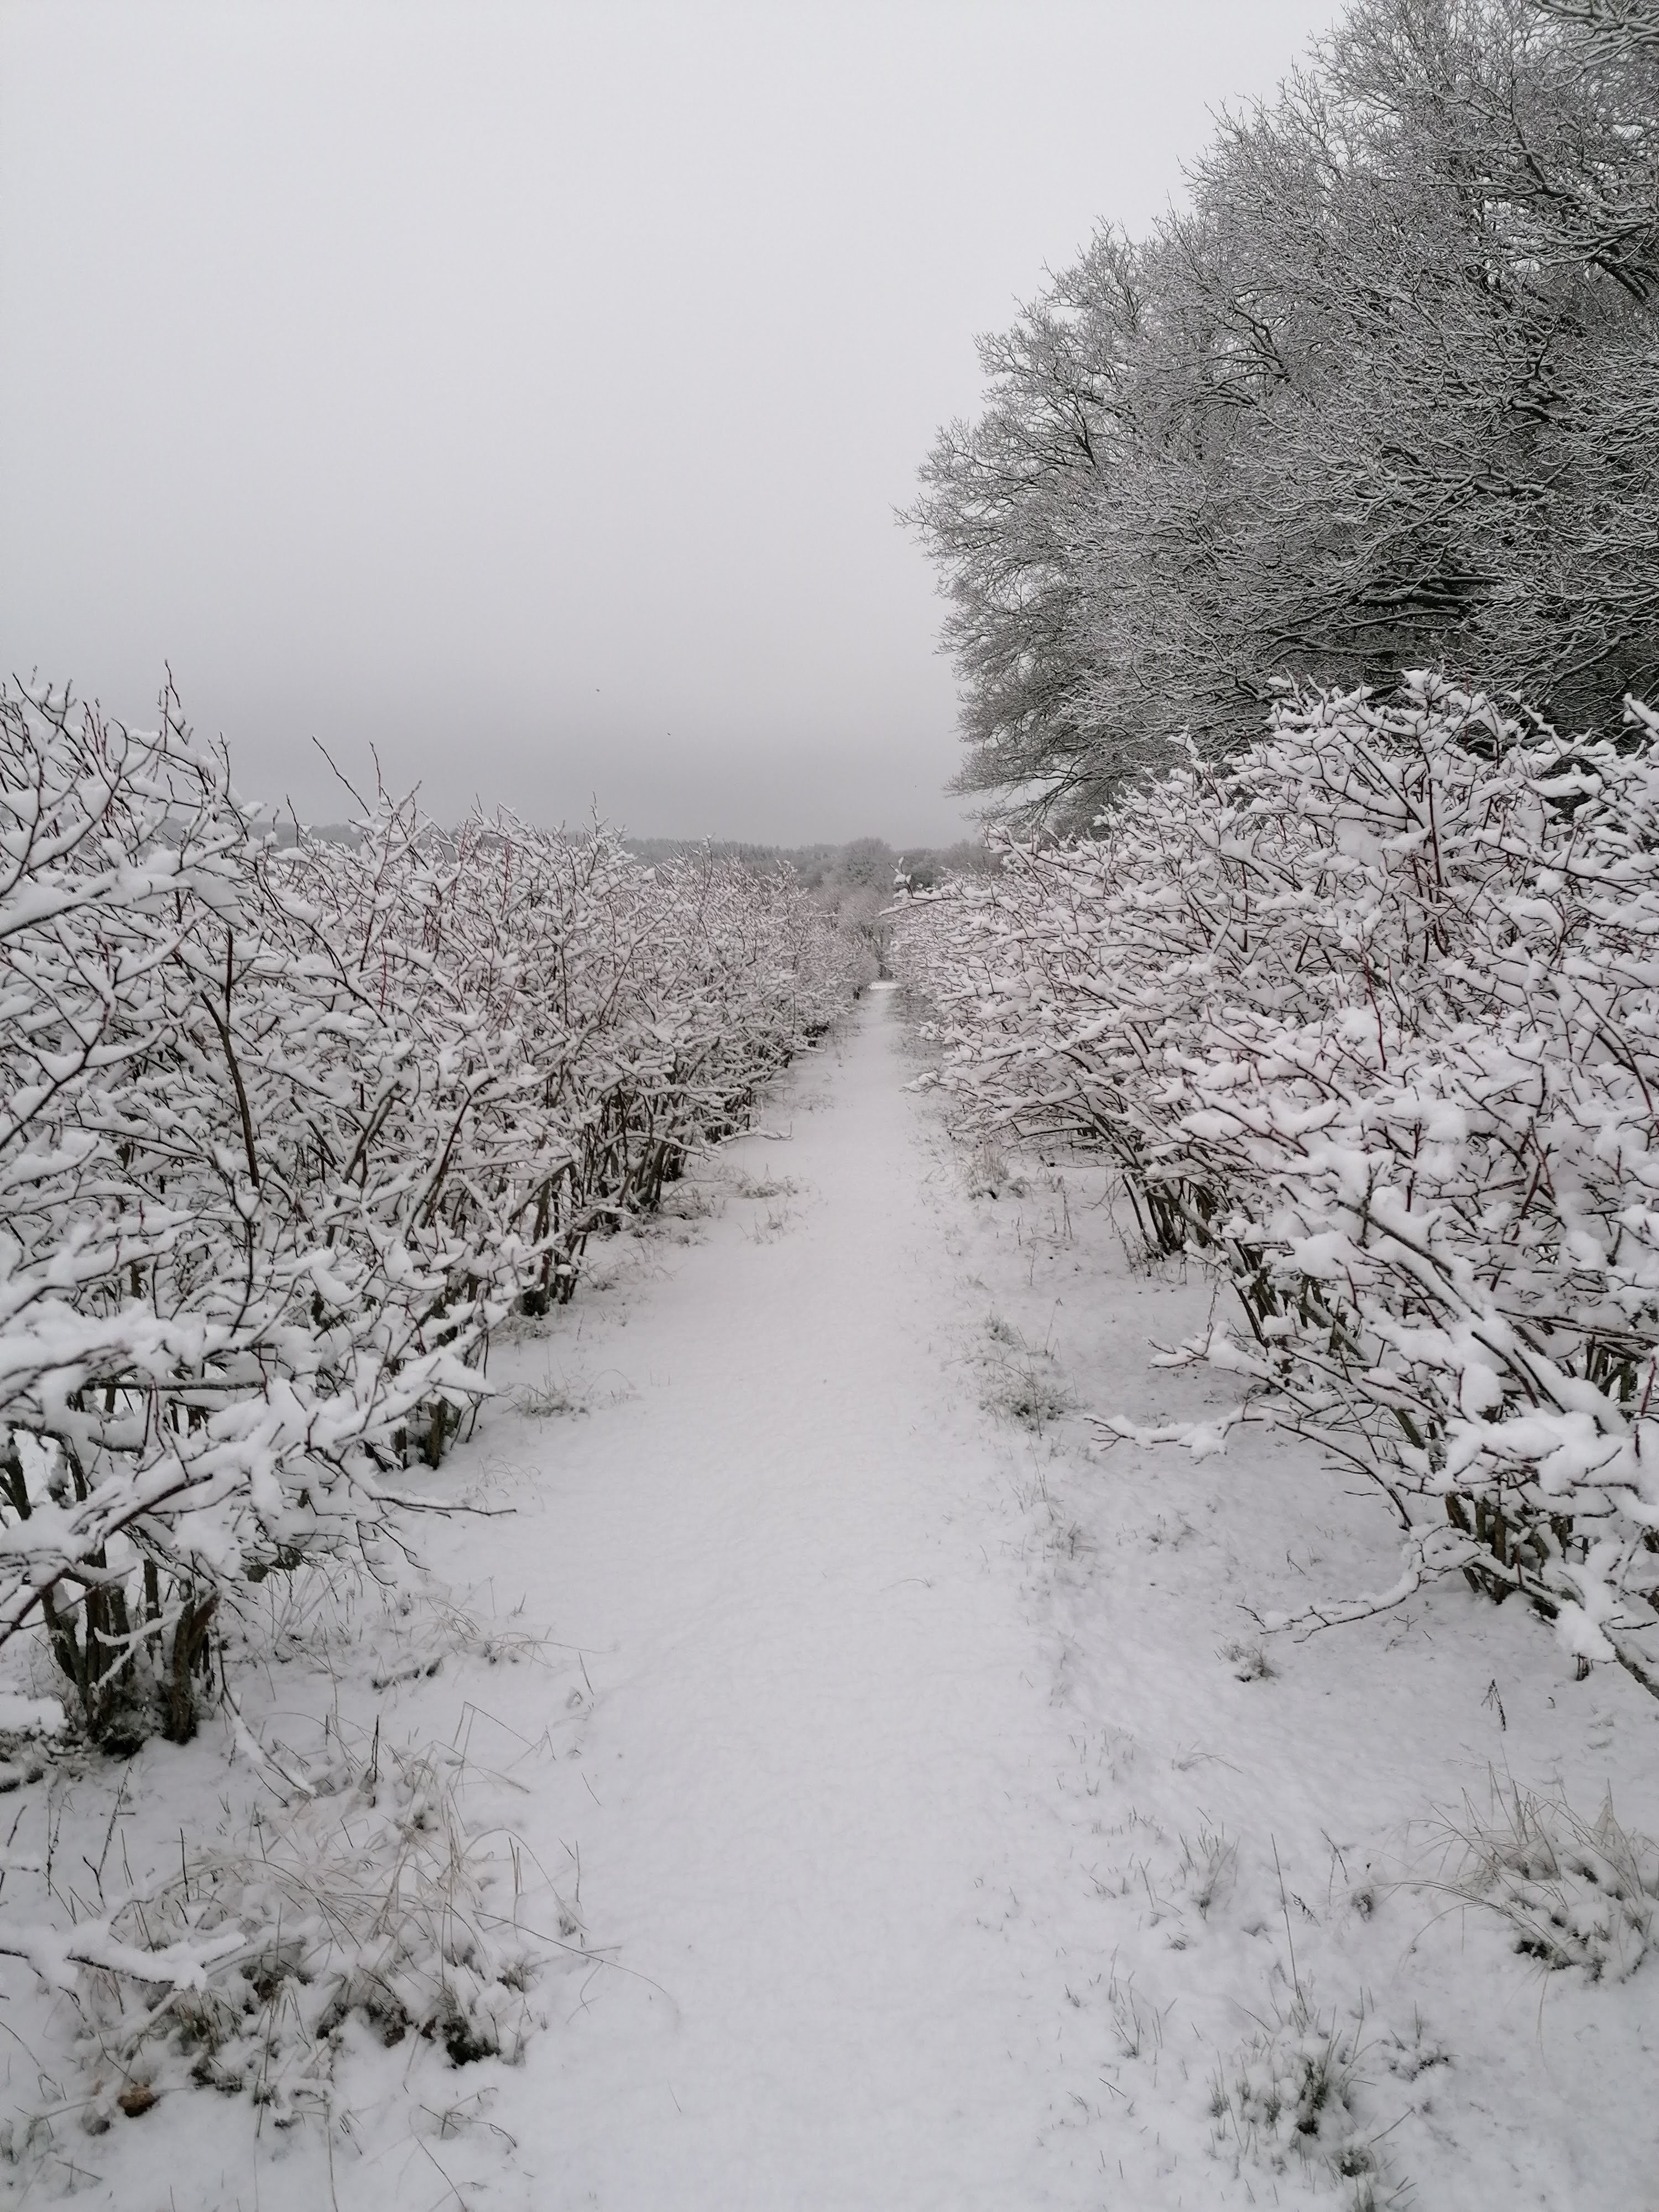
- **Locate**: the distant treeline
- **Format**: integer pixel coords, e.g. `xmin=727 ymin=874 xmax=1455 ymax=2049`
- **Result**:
xmin=623 ymin=835 xmax=997 ymax=891
xmin=265 ymin=825 xmax=992 ymax=892
xmin=626 ymin=836 xmax=996 ymax=977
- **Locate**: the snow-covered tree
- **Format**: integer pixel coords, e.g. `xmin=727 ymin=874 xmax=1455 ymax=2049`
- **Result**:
xmin=907 ymin=0 xmax=1659 ymax=821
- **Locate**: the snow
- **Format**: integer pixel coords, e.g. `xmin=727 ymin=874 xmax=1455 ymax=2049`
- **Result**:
xmin=0 ymin=1694 xmax=62 ymax=1737
xmin=2 ymin=983 xmax=1657 ymax=2206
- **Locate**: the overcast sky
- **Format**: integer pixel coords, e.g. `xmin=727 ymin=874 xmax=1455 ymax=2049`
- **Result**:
xmin=1 ymin=1 xmax=1340 ymax=843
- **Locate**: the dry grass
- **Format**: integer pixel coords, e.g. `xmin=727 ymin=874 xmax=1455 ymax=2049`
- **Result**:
xmin=1428 ymin=1777 xmax=1658 ymax=1983
xmin=729 ymin=1170 xmax=799 ymax=1202
xmin=0 ymin=1724 xmax=549 ymax=2157
xmin=514 ymin=1363 xmax=637 ymax=1420
xmin=1208 ymin=1987 xmax=1389 ymax=2205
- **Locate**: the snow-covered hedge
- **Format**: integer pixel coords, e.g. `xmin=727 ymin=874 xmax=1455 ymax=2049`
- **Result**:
xmin=896 ymin=676 xmax=1659 ymax=1694
xmin=0 ymin=683 xmax=863 ymax=1745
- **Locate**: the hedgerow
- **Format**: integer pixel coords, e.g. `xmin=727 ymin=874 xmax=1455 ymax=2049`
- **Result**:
xmin=0 ymin=680 xmax=864 ymax=1750
xmin=896 ymin=674 xmax=1659 ymax=1695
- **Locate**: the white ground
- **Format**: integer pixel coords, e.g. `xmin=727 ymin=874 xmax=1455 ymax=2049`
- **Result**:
xmin=4 ymin=983 xmax=1658 ymax=2208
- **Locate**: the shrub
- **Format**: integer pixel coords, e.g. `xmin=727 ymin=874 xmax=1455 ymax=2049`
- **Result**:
xmin=896 ymin=675 xmax=1659 ymax=1694
xmin=0 ymin=682 xmax=861 ymax=1746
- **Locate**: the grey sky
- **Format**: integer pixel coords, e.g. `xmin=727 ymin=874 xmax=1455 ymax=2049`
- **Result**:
xmin=1 ymin=1 xmax=1339 ymax=843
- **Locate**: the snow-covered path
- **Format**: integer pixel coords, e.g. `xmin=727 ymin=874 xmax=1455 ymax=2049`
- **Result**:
xmin=361 ymin=980 xmax=1657 ymax=2212
xmin=482 ymin=981 xmax=1098 ymax=2206
xmin=15 ymin=984 xmax=1655 ymax=2212
xmin=424 ymin=981 xmax=1658 ymax=2212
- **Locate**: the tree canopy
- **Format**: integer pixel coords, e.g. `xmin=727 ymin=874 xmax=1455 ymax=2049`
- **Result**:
xmin=907 ymin=0 xmax=1659 ymax=824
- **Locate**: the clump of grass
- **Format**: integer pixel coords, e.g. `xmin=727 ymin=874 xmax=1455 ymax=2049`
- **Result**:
xmin=514 ymin=1364 xmax=636 ymax=1420
xmin=1209 ymin=1987 xmax=1380 ymax=2197
xmin=962 ymin=1140 xmax=1027 ymax=1200
xmin=740 ymin=1201 xmax=799 ymax=1244
xmin=988 ymin=1363 xmax=1073 ymax=1433
xmin=1178 ymin=1823 xmax=1238 ymax=1917
xmin=1220 ymin=1639 xmax=1276 ymax=1682
xmin=0 ymin=1723 xmax=546 ymax=2151
xmin=731 ymin=1170 xmax=798 ymax=1202
xmin=659 ymin=1181 xmax=723 ymax=1223
xmin=236 ymin=1554 xmax=551 ymax=1690
xmin=1431 ymin=1777 xmax=1658 ymax=1983
xmin=365 ymin=1579 xmax=549 ymax=1687
xmin=979 ymin=1315 xmax=1073 ymax=1434
xmin=1105 ymin=1963 xmax=1167 ymax=2060
xmin=515 ymin=1371 xmax=590 ymax=1417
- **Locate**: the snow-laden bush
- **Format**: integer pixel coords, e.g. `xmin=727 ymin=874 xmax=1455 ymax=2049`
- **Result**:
xmin=0 ymin=683 xmax=861 ymax=1747
xmin=895 ymin=676 xmax=1659 ymax=1694
xmin=0 ymin=687 xmax=468 ymax=1750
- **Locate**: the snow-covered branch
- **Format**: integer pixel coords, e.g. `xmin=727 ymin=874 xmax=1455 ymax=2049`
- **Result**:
xmin=0 ymin=683 xmax=864 ymax=1746
xmin=896 ymin=675 xmax=1659 ymax=1692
